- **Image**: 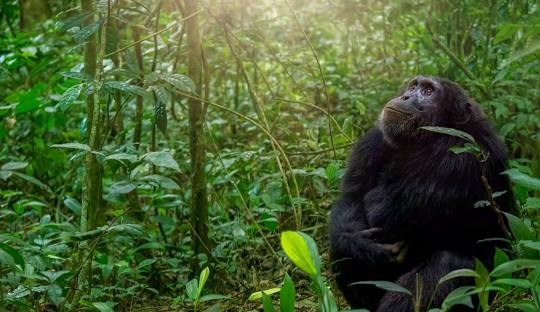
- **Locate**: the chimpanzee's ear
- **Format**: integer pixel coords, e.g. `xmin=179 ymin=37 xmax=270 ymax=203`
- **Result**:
xmin=455 ymin=102 xmax=472 ymax=125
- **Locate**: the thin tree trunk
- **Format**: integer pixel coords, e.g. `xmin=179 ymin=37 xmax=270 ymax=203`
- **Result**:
xmin=185 ymin=0 xmax=209 ymax=269
xmin=133 ymin=26 xmax=144 ymax=150
xmin=68 ymin=0 xmax=102 ymax=307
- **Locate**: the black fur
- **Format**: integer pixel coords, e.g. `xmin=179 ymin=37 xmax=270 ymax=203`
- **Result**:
xmin=329 ymin=77 xmax=516 ymax=311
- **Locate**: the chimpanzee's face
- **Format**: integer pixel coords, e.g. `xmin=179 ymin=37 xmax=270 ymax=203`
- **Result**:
xmin=378 ymin=76 xmax=443 ymax=143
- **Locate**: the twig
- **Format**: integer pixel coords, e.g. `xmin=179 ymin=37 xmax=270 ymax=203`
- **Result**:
xmin=103 ymin=8 xmax=202 ymax=58
xmin=479 ymin=152 xmax=513 ymax=240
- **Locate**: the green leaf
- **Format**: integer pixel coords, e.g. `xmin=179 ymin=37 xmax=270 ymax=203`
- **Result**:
xmin=58 ymin=84 xmax=84 ymax=111
xmin=494 ymin=24 xmax=520 ymax=44
xmin=262 ymin=292 xmax=276 ymax=312
xmin=58 ymin=12 xmax=92 ymax=31
xmin=494 ymin=248 xmax=510 ymax=271
xmin=51 ymin=142 xmax=91 ymax=151
xmin=448 ymin=143 xmax=481 ymax=155
xmin=198 ymin=267 xmax=210 ymax=298
xmin=490 ymin=259 xmax=540 ymax=277
xmin=140 ymin=174 xmax=180 ymax=190
xmin=492 ymin=278 xmax=532 ymax=288
xmin=1 ymin=162 xmax=28 ymax=171
xmin=154 ymin=95 xmax=168 ymax=134
xmin=64 ymin=197 xmax=81 ymax=215
xmin=280 ymin=273 xmax=296 ymax=312
xmin=104 ymin=153 xmax=138 ymax=163
xmin=508 ymin=303 xmax=539 ymax=312
xmin=523 ymin=197 xmax=540 ymax=210
xmin=420 ymin=126 xmax=476 ymax=143
xmin=280 ymin=231 xmax=318 ymax=276
xmin=142 ymin=151 xmax=180 ymax=172
xmin=92 ymin=302 xmax=115 ymax=312
xmin=248 ymin=288 xmax=281 ymax=301
xmin=503 ymin=212 xmax=535 ymax=240
xmin=73 ymin=20 xmax=100 ymax=43
xmin=349 ymin=281 xmax=412 ymax=295
xmin=186 ymin=278 xmax=199 ymax=301
xmin=437 ymin=269 xmax=480 ymax=285
xmin=12 ymin=172 xmax=50 ymax=192
xmin=503 ymin=169 xmax=540 ymax=191
xmin=298 ymin=231 xmax=321 ymax=274
xmin=441 ymin=286 xmax=474 ymax=310
xmin=199 ymin=294 xmax=230 ymax=302
xmin=109 ymin=180 xmax=136 ymax=195
xmin=16 ymin=90 xmax=40 ymax=113
xmin=501 ymin=38 xmax=540 ymax=68
xmin=104 ymin=81 xmax=148 ymax=97
xmin=162 ymin=73 xmax=195 ymax=93
xmin=0 ymin=243 xmax=24 ymax=270
xmin=521 ymin=240 xmax=540 ymax=251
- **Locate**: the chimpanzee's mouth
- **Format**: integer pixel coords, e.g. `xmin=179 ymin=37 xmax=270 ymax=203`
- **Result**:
xmin=385 ymin=105 xmax=413 ymax=116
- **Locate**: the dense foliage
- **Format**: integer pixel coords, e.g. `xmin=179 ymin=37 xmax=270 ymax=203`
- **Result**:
xmin=0 ymin=0 xmax=539 ymax=311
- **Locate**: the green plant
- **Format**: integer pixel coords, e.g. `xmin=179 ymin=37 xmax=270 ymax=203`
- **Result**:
xmin=184 ymin=267 xmax=229 ymax=311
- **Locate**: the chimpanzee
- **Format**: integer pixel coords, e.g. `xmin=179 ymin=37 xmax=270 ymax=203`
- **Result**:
xmin=329 ymin=76 xmax=516 ymax=311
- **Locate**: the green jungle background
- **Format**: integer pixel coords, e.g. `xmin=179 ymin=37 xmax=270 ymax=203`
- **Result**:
xmin=1 ymin=0 xmax=540 ymax=311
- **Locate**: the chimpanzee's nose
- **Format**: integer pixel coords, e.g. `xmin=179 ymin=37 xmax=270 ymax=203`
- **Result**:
xmin=401 ymin=95 xmax=410 ymax=101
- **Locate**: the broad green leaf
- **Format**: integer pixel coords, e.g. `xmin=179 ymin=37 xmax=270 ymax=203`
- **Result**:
xmin=58 ymin=84 xmax=84 ymax=110
xmin=491 ymin=259 xmax=540 ymax=277
xmin=16 ymin=90 xmax=40 ymax=113
xmin=492 ymin=278 xmax=532 ymax=288
xmin=248 ymin=288 xmax=281 ymax=301
xmin=73 ymin=21 xmax=100 ymax=43
xmin=440 ymin=286 xmax=475 ymax=310
xmin=502 ymin=169 xmax=540 ymax=191
xmin=1 ymin=162 xmax=28 ymax=171
xmin=92 ymin=302 xmax=114 ymax=312
xmin=521 ymin=240 xmax=540 ymax=251
xmin=494 ymin=248 xmax=510 ymax=271
xmin=140 ymin=174 xmax=180 ymax=190
xmin=12 ymin=172 xmax=50 ymax=192
xmin=136 ymin=258 xmax=156 ymax=270
xmin=104 ymin=81 xmax=148 ymax=97
xmin=58 ymin=12 xmax=92 ymax=31
xmin=349 ymin=281 xmax=412 ymax=295
xmin=52 ymin=142 xmax=91 ymax=151
xmin=142 ymin=151 xmax=180 ymax=172
xmin=280 ymin=273 xmax=296 ymax=312
xmin=64 ymin=197 xmax=81 ymax=215
xmin=162 ymin=73 xmax=195 ymax=93
xmin=501 ymin=38 xmax=540 ymax=68
xmin=503 ymin=212 xmax=535 ymax=240
xmin=298 ymin=231 xmax=321 ymax=274
xmin=494 ymin=24 xmax=520 ymax=44
xmin=109 ymin=180 xmax=136 ymax=195
xmin=262 ymin=292 xmax=276 ymax=312
xmin=508 ymin=303 xmax=539 ymax=312
xmin=104 ymin=153 xmax=138 ymax=163
xmin=186 ymin=278 xmax=198 ymax=301
xmin=437 ymin=269 xmax=480 ymax=285
xmin=198 ymin=267 xmax=210 ymax=297
xmin=154 ymin=96 xmax=167 ymax=134
xmin=0 ymin=243 xmax=24 ymax=270
xmin=199 ymin=294 xmax=230 ymax=302
xmin=523 ymin=197 xmax=540 ymax=210
xmin=420 ymin=126 xmax=476 ymax=143
xmin=280 ymin=231 xmax=317 ymax=276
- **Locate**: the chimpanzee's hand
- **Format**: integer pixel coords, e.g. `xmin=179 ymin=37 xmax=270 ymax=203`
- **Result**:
xmin=359 ymin=227 xmax=408 ymax=264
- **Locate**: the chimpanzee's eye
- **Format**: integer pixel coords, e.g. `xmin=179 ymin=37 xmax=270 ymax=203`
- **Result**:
xmin=422 ymin=87 xmax=433 ymax=96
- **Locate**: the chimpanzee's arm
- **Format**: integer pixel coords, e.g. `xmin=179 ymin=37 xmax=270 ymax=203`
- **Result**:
xmin=329 ymin=128 xmax=402 ymax=309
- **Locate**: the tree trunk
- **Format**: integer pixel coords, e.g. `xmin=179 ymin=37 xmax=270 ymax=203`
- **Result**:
xmin=185 ymin=0 xmax=209 ymax=269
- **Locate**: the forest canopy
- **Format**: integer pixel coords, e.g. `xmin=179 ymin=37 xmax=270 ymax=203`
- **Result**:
xmin=0 ymin=0 xmax=540 ymax=311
